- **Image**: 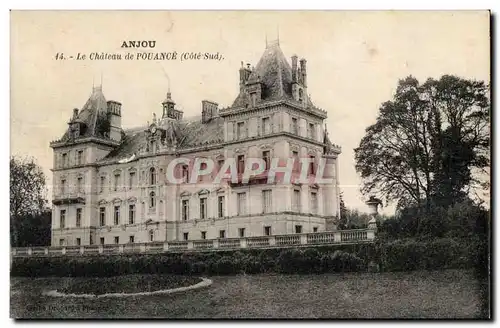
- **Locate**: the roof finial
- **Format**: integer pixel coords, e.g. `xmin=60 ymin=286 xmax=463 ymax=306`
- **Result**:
xmin=277 ymin=25 xmax=280 ymax=45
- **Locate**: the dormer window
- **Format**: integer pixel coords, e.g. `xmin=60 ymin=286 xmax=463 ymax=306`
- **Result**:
xmin=299 ymin=88 xmax=304 ymax=102
xmin=250 ymin=92 xmax=257 ymax=107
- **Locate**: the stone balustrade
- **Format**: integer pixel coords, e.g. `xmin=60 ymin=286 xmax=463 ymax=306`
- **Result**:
xmin=10 ymin=229 xmax=376 ymax=258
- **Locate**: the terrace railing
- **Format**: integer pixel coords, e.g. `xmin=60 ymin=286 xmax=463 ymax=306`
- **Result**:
xmin=10 ymin=229 xmax=376 ymax=258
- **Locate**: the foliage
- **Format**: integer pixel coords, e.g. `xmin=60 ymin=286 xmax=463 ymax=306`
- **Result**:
xmin=354 ymin=75 xmax=490 ymax=211
xmin=338 ymin=209 xmax=372 ymax=230
xmin=376 ymin=237 xmax=474 ymax=272
xmin=377 ymin=199 xmax=489 ymax=240
xmin=10 ymin=156 xmax=47 ymax=246
xmin=14 ymin=209 xmax=51 ymax=247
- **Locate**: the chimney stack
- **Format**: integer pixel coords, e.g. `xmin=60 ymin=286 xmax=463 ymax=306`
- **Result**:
xmin=300 ymin=58 xmax=307 ymax=87
xmin=291 ymin=55 xmax=298 ymax=82
xmin=201 ymin=100 xmax=219 ymax=123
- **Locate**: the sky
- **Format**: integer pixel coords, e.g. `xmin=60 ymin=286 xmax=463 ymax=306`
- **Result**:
xmin=10 ymin=11 xmax=490 ymax=214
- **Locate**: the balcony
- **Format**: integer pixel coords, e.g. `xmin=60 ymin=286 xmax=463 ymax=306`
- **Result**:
xmin=52 ymin=193 xmax=85 ymax=205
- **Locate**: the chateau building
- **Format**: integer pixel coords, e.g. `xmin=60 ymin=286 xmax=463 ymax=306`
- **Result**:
xmin=49 ymin=40 xmax=342 ymax=246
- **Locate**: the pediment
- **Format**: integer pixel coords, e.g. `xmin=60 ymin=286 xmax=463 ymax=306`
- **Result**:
xmin=180 ymin=191 xmax=191 ymax=197
xmin=198 ymin=188 xmax=210 ymax=196
xmin=127 ymin=196 xmax=137 ymax=203
xmin=98 ymin=199 xmax=108 ymax=205
xmin=212 ymin=187 xmax=225 ymax=194
xmin=112 ymin=198 xmax=122 ymax=205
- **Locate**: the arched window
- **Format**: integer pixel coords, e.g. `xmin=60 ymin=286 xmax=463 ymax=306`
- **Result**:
xmin=150 ymin=167 xmax=156 ymax=185
xmin=149 ymin=191 xmax=156 ymax=208
xmin=149 ymin=229 xmax=154 ymax=242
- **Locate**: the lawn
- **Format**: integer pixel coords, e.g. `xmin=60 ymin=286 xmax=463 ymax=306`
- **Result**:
xmin=10 ymin=269 xmax=487 ymax=319
xmin=58 ymin=274 xmax=201 ymax=295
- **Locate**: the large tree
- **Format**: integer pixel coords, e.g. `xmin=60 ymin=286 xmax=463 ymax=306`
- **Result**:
xmin=355 ymin=75 xmax=489 ymax=211
xmin=10 ymin=156 xmax=47 ymax=246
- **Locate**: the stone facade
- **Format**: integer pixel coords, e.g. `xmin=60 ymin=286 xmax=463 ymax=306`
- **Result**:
xmin=49 ymin=41 xmax=342 ymax=246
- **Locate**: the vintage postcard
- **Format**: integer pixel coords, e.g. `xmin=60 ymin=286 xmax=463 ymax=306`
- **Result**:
xmin=10 ymin=10 xmax=491 ymax=319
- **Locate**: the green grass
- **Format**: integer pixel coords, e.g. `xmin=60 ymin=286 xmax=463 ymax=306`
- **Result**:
xmin=58 ymin=275 xmax=201 ymax=295
xmin=10 ymin=269 xmax=487 ymax=319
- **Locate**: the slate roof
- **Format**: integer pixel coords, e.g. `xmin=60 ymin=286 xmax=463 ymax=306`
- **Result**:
xmin=99 ymin=115 xmax=225 ymax=163
xmin=58 ymin=86 xmax=109 ymax=142
xmin=231 ymin=42 xmax=310 ymax=108
xmin=55 ymin=42 xmax=338 ymax=163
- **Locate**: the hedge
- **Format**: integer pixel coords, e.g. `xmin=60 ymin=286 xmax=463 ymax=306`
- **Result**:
xmin=10 ymin=237 xmax=485 ymax=277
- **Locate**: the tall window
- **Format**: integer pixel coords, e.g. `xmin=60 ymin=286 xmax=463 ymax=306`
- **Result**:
xmin=182 ymin=199 xmax=189 ymax=221
xmin=100 ymin=176 xmax=105 ymax=193
xmin=182 ymin=165 xmax=189 ymax=182
xmin=183 ymin=232 xmax=189 ymax=241
xmin=219 ymin=230 xmax=226 ymax=239
xmin=262 ymin=150 xmax=270 ymax=170
xmin=114 ymin=236 xmax=119 ymax=244
xmin=76 ymin=238 xmax=81 ymax=246
xmin=237 ymin=192 xmax=247 ymax=215
xmin=77 ymin=177 xmax=83 ymax=193
xmin=262 ymin=190 xmax=272 ymax=213
xmin=128 ymin=204 xmax=135 ymax=224
xmin=308 ymin=156 xmax=316 ymax=175
xmin=149 ymin=230 xmax=154 ymax=242
xmin=60 ymin=210 xmax=66 ymax=228
xmin=100 ymin=237 xmax=105 ymax=245
xmin=217 ymin=159 xmax=225 ymax=171
xmin=198 ymin=163 xmax=207 ymax=182
xmin=262 ymin=117 xmax=271 ymax=135
xmin=310 ymin=192 xmax=318 ymax=214
xmin=293 ymin=189 xmax=301 ymax=212
xmin=237 ymin=122 xmax=245 ymax=139
xmin=76 ymin=208 xmax=82 ymax=227
xmin=237 ymin=155 xmax=245 ymax=174
xmin=114 ymin=205 xmax=120 ymax=225
xmin=218 ymin=195 xmax=225 ymax=218
xmin=114 ymin=173 xmax=120 ymax=191
xmin=150 ymin=167 xmax=156 ymax=185
xmin=292 ymin=151 xmax=300 ymax=172
xmin=308 ymin=123 xmax=315 ymax=139
xmin=61 ymin=153 xmax=68 ymax=167
xmin=77 ymin=150 xmax=84 ymax=165
xmin=239 ymin=228 xmax=246 ymax=238
xmin=291 ymin=117 xmax=298 ymax=134
xmin=60 ymin=179 xmax=66 ymax=194
xmin=59 ymin=238 xmax=65 ymax=246
xmin=129 ymin=171 xmax=136 ymax=189
xmin=99 ymin=207 xmax=106 ymax=226
xmin=295 ymin=225 xmax=303 ymax=233
xmin=149 ymin=192 xmax=156 ymax=209
xmin=129 ymin=235 xmax=135 ymax=243
xmin=264 ymin=226 xmax=272 ymax=236
xmin=199 ymin=197 xmax=207 ymax=220
xmin=201 ymin=231 xmax=207 ymax=240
